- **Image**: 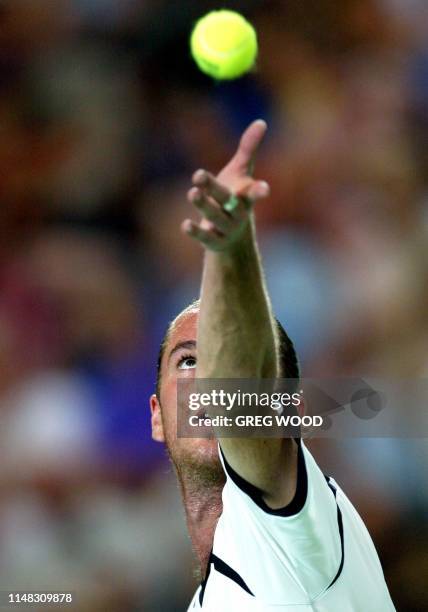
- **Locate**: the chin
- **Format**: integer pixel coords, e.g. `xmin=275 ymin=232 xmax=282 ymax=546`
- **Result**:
xmin=184 ymin=437 xmax=220 ymax=465
xmin=195 ymin=437 xmax=221 ymax=464
xmin=169 ymin=436 xmax=222 ymax=473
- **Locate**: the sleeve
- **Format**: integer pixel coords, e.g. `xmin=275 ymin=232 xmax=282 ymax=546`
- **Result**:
xmin=212 ymin=440 xmax=344 ymax=605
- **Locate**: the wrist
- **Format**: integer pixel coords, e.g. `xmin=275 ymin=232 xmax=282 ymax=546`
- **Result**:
xmin=204 ymin=217 xmax=260 ymax=282
xmin=221 ymin=213 xmax=256 ymax=258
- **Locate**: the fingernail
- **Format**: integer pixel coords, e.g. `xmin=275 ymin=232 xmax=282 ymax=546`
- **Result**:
xmin=194 ymin=169 xmax=206 ymax=184
xmin=259 ymin=181 xmax=270 ymax=196
xmin=182 ymin=220 xmax=193 ymax=233
xmin=194 ymin=188 xmax=204 ymax=202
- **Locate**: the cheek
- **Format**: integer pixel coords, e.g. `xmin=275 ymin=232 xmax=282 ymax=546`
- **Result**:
xmin=160 ymin=376 xmax=178 ymax=430
xmin=160 ymin=366 xmax=196 ymax=432
xmin=163 ymin=365 xmax=196 ymax=407
xmin=177 ymin=366 xmax=196 ymax=379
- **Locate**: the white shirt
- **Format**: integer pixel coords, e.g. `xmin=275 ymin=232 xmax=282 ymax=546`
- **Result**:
xmin=187 ymin=441 xmax=395 ymax=611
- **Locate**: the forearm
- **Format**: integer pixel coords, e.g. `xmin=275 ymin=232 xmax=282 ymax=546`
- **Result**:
xmin=196 ymin=216 xmax=279 ymax=379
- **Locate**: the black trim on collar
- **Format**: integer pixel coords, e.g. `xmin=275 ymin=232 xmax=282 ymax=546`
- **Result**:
xmin=199 ymin=551 xmax=254 ymax=606
xmin=325 ymin=476 xmax=345 ymax=590
xmin=219 ymin=439 xmax=307 ymax=517
xmin=211 ymin=553 xmax=254 ymax=596
xmin=199 ymin=553 xmax=211 ymax=606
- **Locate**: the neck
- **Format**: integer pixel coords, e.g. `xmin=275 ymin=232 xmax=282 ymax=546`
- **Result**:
xmin=176 ymin=463 xmax=225 ymax=577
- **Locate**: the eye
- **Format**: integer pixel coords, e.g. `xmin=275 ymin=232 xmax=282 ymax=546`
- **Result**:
xmin=177 ymin=354 xmax=197 ymax=370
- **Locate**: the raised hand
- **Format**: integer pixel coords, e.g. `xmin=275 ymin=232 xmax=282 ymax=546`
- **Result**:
xmin=181 ymin=120 xmax=270 ymax=251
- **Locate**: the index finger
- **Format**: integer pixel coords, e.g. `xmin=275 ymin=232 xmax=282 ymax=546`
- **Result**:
xmin=226 ymin=119 xmax=268 ymax=177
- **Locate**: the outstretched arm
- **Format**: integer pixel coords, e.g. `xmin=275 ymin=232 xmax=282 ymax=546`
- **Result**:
xmin=182 ymin=120 xmax=297 ymax=509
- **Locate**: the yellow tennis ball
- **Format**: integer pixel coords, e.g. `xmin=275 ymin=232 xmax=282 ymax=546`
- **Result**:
xmin=190 ymin=10 xmax=258 ymax=80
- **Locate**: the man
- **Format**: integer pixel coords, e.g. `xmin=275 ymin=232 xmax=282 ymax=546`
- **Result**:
xmin=150 ymin=120 xmax=395 ymax=611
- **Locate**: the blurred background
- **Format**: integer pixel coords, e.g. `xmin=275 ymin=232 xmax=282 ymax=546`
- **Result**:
xmin=0 ymin=0 xmax=427 ymax=610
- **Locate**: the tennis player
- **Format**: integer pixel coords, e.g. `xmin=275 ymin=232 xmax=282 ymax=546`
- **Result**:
xmin=150 ymin=120 xmax=395 ymax=611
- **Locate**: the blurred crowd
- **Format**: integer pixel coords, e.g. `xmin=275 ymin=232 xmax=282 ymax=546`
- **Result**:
xmin=0 ymin=0 xmax=427 ymax=610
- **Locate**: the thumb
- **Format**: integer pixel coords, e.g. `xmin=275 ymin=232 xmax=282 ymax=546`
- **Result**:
xmin=237 ymin=179 xmax=270 ymax=202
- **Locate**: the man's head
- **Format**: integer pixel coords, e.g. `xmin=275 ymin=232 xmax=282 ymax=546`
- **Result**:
xmin=150 ymin=300 xmax=299 ymax=477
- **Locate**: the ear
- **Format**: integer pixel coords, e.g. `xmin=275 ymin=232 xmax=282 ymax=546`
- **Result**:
xmin=150 ymin=393 xmax=165 ymax=442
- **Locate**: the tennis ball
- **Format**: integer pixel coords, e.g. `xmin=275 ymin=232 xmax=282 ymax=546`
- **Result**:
xmin=190 ymin=10 xmax=258 ymax=80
